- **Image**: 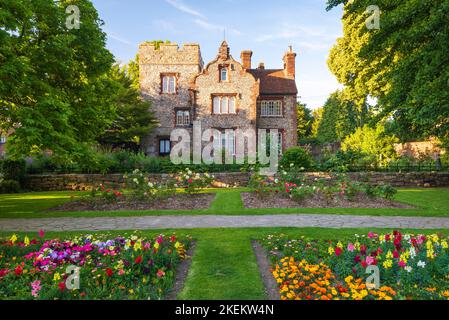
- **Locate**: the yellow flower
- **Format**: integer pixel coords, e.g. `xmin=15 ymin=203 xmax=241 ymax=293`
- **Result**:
xmin=336 ymin=241 xmax=344 ymax=249
xmin=133 ymin=240 xmax=142 ymax=252
xmin=442 ymin=241 xmax=448 ymax=249
xmin=383 ymin=260 xmax=393 ymax=269
xmin=154 ymin=242 xmax=160 ymax=249
xmin=174 ymin=242 xmax=181 ymax=249
xmin=53 ymin=273 xmax=61 ymax=282
xmin=386 ymin=250 xmax=393 ymax=259
xmin=9 ymin=234 xmax=18 ymax=244
xmin=24 ymin=236 xmax=30 ymax=246
xmin=328 ymin=247 xmax=334 ymax=256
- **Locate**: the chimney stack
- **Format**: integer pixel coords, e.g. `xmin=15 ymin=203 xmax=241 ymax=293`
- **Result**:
xmin=258 ymin=62 xmax=265 ymax=70
xmin=283 ymin=46 xmax=297 ymax=78
xmin=240 ymin=50 xmax=253 ymax=69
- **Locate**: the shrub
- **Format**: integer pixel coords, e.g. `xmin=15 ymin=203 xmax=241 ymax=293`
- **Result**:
xmin=175 ymin=169 xmax=213 ymax=194
xmin=375 ymin=184 xmax=397 ymax=200
xmin=341 ymin=124 xmax=399 ymax=167
xmin=280 ymin=147 xmax=313 ymax=170
xmin=124 ymin=169 xmax=175 ymax=201
xmin=1 ymin=159 xmax=26 ymax=186
xmin=0 ymin=179 xmax=21 ymax=194
xmin=90 ymin=184 xmax=123 ymax=203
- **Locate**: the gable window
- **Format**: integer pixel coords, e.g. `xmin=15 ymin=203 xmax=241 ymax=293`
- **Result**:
xmin=161 ymin=74 xmax=176 ymax=94
xmin=176 ymin=110 xmax=190 ymax=126
xmin=159 ymin=139 xmax=171 ymax=156
xmin=261 ymin=100 xmax=282 ymax=117
xmin=220 ymin=67 xmax=228 ymax=82
xmin=212 ymin=96 xmax=236 ymax=114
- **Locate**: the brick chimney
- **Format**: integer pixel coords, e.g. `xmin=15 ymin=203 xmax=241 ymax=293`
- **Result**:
xmin=240 ymin=50 xmax=253 ymax=69
xmin=283 ymin=45 xmax=297 ymax=78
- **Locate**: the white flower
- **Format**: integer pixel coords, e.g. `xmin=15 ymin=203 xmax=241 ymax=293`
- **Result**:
xmin=133 ymin=178 xmax=139 ymax=184
xmin=148 ymin=182 xmax=154 ymax=188
xmin=409 ymin=247 xmax=416 ymax=259
xmin=186 ymin=176 xmax=190 ymax=180
xmin=290 ymin=163 xmax=294 ymax=167
xmin=274 ymin=179 xmax=279 ymax=184
xmin=417 ymin=261 xmax=426 ymax=268
xmin=405 ymin=266 xmax=413 ymax=273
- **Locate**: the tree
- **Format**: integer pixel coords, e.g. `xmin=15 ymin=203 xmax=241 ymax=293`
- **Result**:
xmin=296 ymin=103 xmax=314 ymax=141
xmin=326 ymin=0 xmax=449 ymax=148
xmin=0 ymin=0 xmax=115 ymax=160
xmin=97 ymin=63 xmax=157 ymax=152
xmin=316 ymin=90 xmax=361 ymax=143
xmin=341 ymin=123 xmax=399 ymax=166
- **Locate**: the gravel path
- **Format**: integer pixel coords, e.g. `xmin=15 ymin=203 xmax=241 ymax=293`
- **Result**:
xmin=1 ymin=214 xmax=449 ymax=231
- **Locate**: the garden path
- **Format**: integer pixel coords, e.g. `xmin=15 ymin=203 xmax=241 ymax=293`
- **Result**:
xmin=1 ymin=214 xmax=449 ymax=231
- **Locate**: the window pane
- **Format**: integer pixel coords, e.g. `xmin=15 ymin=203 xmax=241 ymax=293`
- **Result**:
xmin=221 ymin=68 xmax=227 ymax=81
xmin=162 ymin=76 xmax=168 ymax=93
xmin=213 ymin=97 xmax=220 ymax=114
xmin=221 ymin=97 xmax=229 ymax=114
xmin=229 ymin=97 xmax=235 ymax=113
xmin=169 ymin=77 xmax=175 ymax=93
xmin=165 ymin=140 xmax=170 ymax=152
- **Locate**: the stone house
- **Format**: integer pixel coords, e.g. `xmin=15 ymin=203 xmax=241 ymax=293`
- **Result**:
xmin=138 ymin=41 xmax=298 ymax=157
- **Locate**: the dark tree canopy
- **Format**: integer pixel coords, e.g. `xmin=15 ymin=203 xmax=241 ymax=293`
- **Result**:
xmin=0 ymin=0 xmax=115 ymax=160
xmin=326 ymin=0 xmax=449 ymax=148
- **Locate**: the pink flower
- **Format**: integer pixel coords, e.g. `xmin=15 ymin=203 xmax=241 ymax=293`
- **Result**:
xmin=347 ymin=243 xmax=355 ymax=252
xmin=368 ymin=232 xmax=377 ymax=239
xmin=31 ymin=280 xmax=41 ymax=298
xmin=398 ymin=261 xmax=406 ymax=268
xmin=38 ymin=230 xmax=45 ymax=238
xmin=157 ymin=269 xmax=165 ymax=278
xmin=366 ymin=256 xmax=375 ymax=266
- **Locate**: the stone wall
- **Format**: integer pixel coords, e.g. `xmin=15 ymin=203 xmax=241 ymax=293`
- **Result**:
xmin=24 ymin=172 xmax=251 ymax=191
xmin=24 ymin=172 xmax=449 ymax=191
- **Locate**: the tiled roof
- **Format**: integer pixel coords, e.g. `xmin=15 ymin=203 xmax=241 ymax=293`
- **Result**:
xmin=248 ymin=69 xmax=298 ymax=95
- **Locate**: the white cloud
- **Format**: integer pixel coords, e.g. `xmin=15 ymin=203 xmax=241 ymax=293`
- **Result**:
xmin=193 ymin=19 xmax=242 ymax=36
xmin=164 ymin=0 xmax=205 ymax=19
xmin=107 ymin=32 xmax=136 ymax=47
xmin=255 ymin=22 xmax=341 ymax=52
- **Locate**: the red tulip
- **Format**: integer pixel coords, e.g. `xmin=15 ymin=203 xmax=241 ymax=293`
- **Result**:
xmin=106 ymin=268 xmax=114 ymax=277
xmin=58 ymin=282 xmax=66 ymax=292
xmin=335 ymin=247 xmax=343 ymax=257
xmin=134 ymin=255 xmax=142 ymax=264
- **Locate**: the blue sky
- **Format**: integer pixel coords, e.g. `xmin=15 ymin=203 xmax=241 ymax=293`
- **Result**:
xmin=92 ymin=0 xmax=344 ymax=109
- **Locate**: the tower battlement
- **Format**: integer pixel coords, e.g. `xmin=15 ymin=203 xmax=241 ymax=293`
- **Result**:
xmin=139 ymin=42 xmax=203 ymax=67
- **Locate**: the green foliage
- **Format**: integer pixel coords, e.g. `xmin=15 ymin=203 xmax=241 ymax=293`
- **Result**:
xmin=97 ymin=63 xmax=157 ymax=152
xmin=0 ymin=0 xmax=116 ymax=160
xmin=342 ymin=124 xmax=399 ymax=167
xmin=327 ymin=0 xmax=449 ymax=147
xmin=296 ymin=103 xmax=314 ymax=140
xmin=175 ymin=169 xmax=213 ymax=194
xmin=280 ymin=147 xmax=313 ymax=170
xmin=124 ymin=169 xmax=175 ymax=201
xmin=0 ymin=179 xmax=21 ymax=194
xmin=1 ymin=158 xmax=26 ymax=185
xmin=316 ymin=91 xmax=366 ymax=143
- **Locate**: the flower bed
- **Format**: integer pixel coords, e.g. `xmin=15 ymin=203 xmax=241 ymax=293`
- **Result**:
xmin=0 ymin=232 xmax=191 ymax=300
xmin=50 ymin=169 xmax=215 ymax=212
xmin=246 ymin=169 xmax=410 ymax=209
xmin=260 ymin=231 xmax=449 ymax=300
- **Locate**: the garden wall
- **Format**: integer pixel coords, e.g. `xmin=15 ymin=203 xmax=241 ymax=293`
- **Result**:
xmin=24 ymin=172 xmax=449 ymax=191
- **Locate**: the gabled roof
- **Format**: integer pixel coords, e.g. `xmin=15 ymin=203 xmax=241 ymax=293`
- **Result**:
xmin=247 ymin=69 xmax=298 ymax=96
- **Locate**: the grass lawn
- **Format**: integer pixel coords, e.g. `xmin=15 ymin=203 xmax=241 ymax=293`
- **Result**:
xmin=0 ymin=188 xmax=448 ymax=219
xmin=2 ymin=227 xmax=449 ymax=300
